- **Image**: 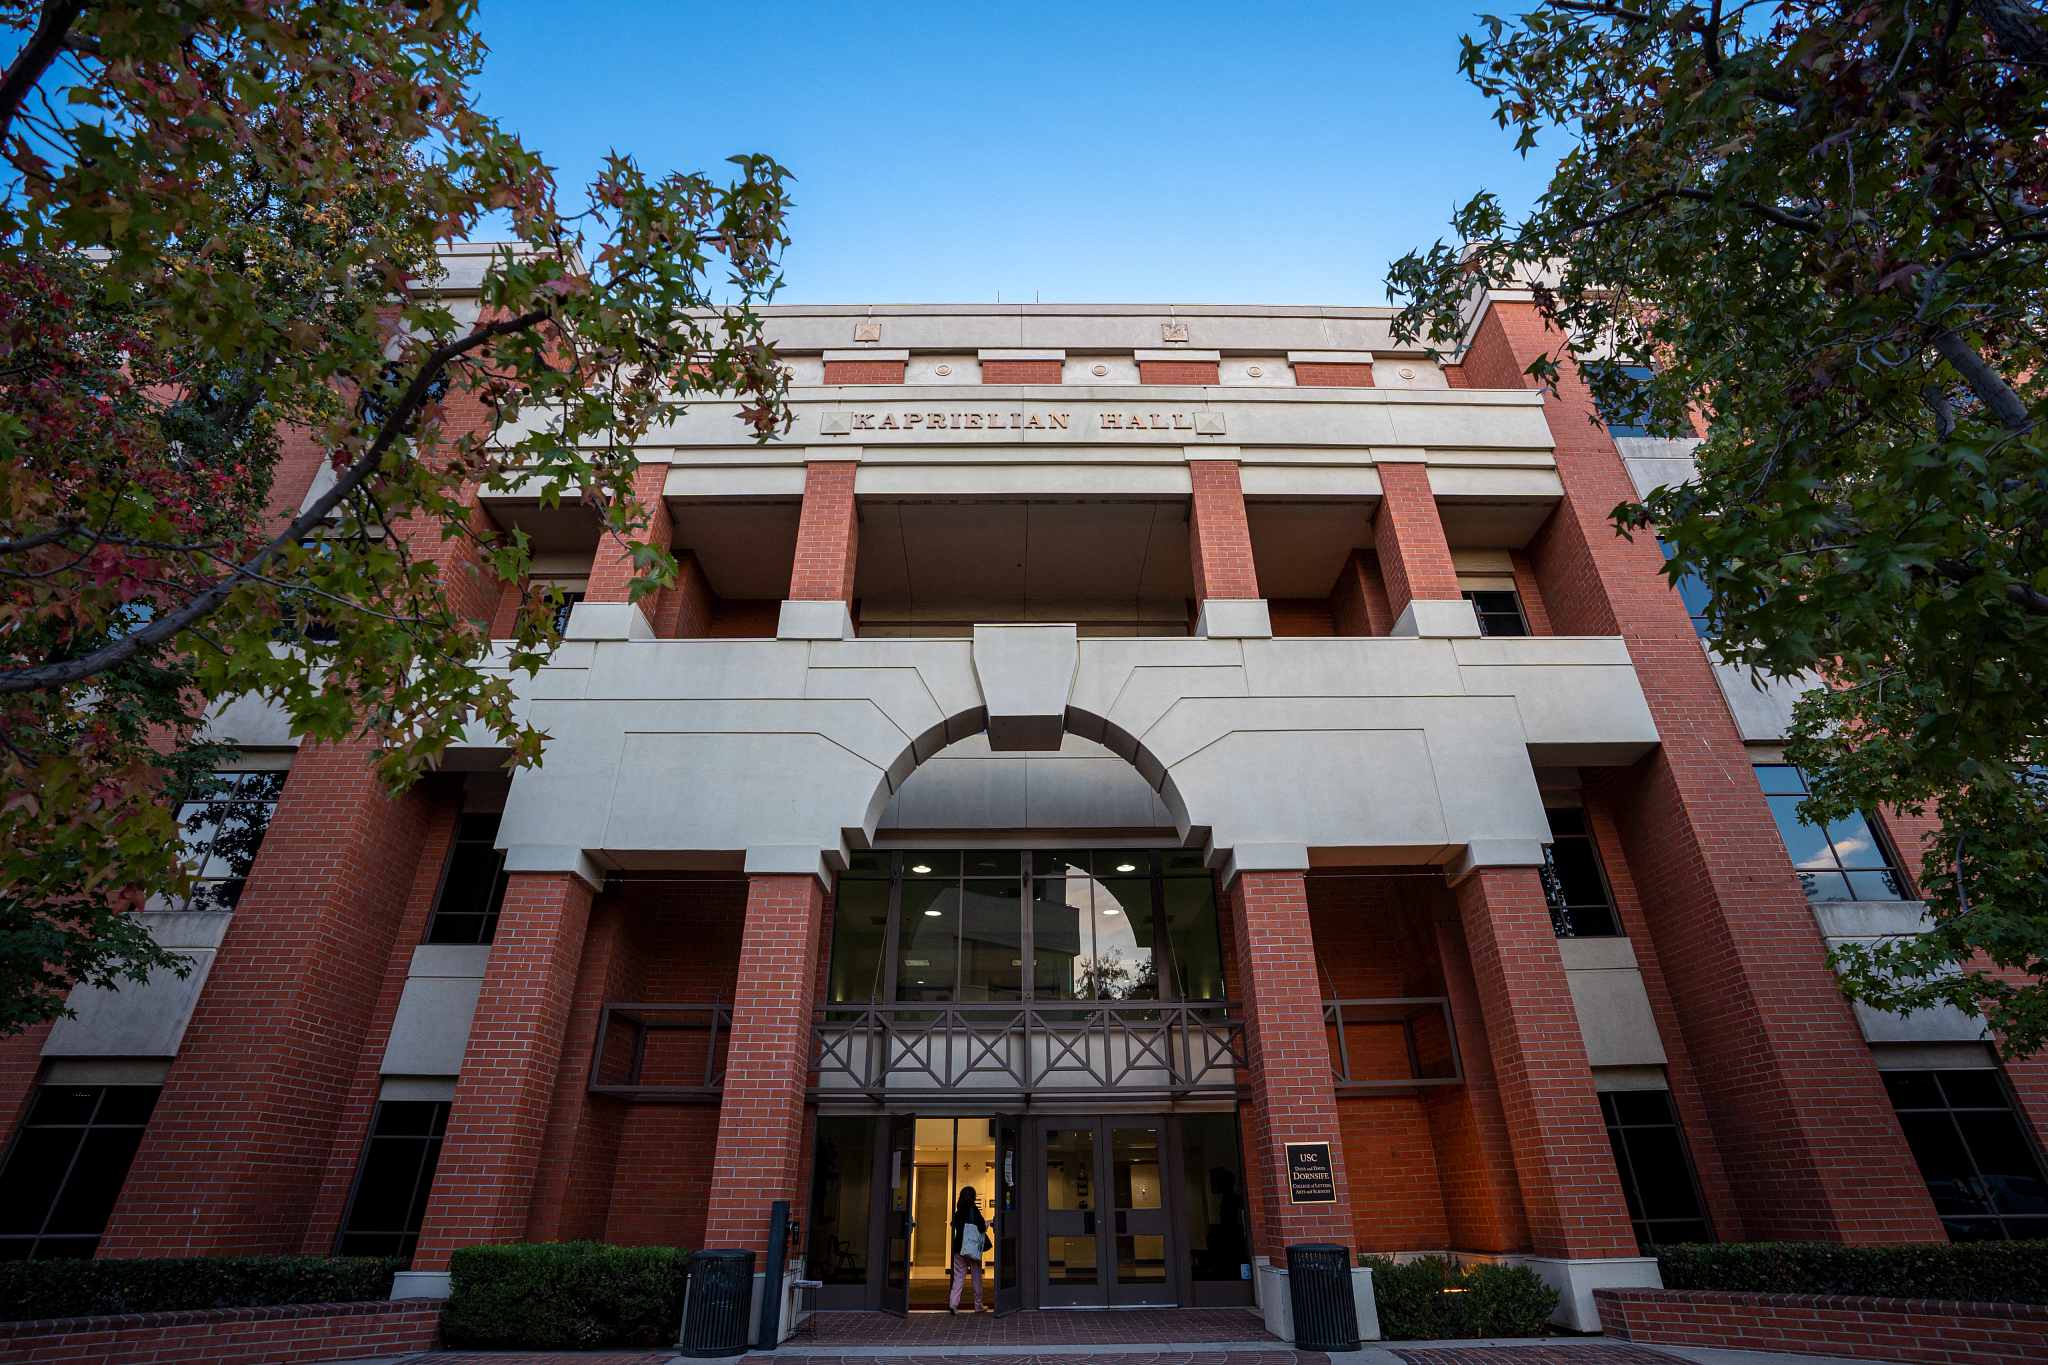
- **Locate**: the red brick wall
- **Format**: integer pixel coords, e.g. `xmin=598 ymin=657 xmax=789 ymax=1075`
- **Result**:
xmin=100 ymin=743 xmax=438 ymax=1256
xmin=703 ymin=874 xmax=826 ymax=1253
xmin=1188 ymin=461 xmax=1261 ymax=601
xmin=1228 ymin=871 xmax=1354 ymax=1249
xmin=1509 ymin=551 xmax=1554 ymax=635
xmin=1428 ymin=907 xmax=1534 ymax=1252
xmin=709 ymin=599 xmax=782 ymax=637
xmin=1328 ymin=550 xmax=1394 ymax=637
xmin=1477 ymin=294 xmax=1946 ymax=1243
xmin=1373 ymin=463 xmax=1462 ymax=621
xmin=821 ymin=360 xmax=904 ymax=385
xmin=0 ymin=1299 xmax=443 ymax=1365
xmin=1595 ymin=1287 xmax=2048 ymax=1365
xmin=412 ymin=872 xmax=595 ymax=1269
xmin=1139 ymin=360 xmax=1220 ymax=385
xmin=789 ymin=462 xmax=859 ymax=603
xmin=1453 ymin=868 xmax=1639 ymax=1258
xmin=981 ymin=359 xmax=1061 ymax=384
xmin=1293 ymin=363 xmax=1375 ymax=387
xmin=1268 ymin=598 xmax=1335 ymax=636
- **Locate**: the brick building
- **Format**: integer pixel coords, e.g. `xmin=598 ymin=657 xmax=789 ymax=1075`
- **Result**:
xmin=4 ymin=258 xmax=2045 ymax=1332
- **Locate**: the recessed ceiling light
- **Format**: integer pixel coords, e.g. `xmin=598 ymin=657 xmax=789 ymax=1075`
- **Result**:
xmin=924 ymin=909 xmax=942 ymax=916
xmin=912 ymin=864 xmax=931 ymax=873
xmin=1103 ymin=907 xmax=1122 ymax=915
xmin=1115 ymin=863 xmax=1136 ymax=872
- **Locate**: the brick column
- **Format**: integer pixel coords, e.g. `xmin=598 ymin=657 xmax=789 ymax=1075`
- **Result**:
xmin=100 ymin=740 xmax=435 ymax=1255
xmin=789 ymin=463 xmax=859 ymax=602
xmin=1452 ymin=868 xmax=1640 ymax=1259
xmin=410 ymin=872 xmax=595 ymax=1268
xmin=702 ymin=874 xmax=825 ymax=1252
xmin=1372 ymin=460 xmax=1462 ymax=623
xmin=1188 ymin=460 xmax=1260 ymax=602
xmin=1228 ymin=870 xmax=1354 ymax=1249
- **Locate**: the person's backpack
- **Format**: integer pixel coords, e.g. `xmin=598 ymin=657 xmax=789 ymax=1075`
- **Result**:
xmin=958 ymin=1220 xmax=984 ymax=1257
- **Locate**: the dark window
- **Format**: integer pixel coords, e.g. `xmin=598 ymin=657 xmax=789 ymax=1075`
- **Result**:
xmin=806 ymin=1115 xmax=875 ymax=1285
xmin=172 ymin=771 xmax=285 ymax=911
xmin=1462 ymin=590 xmax=1529 ymax=637
xmin=1541 ymin=807 xmax=1621 ymax=937
xmin=1883 ymin=1070 xmax=2048 ymax=1241
xmin=0 ymin=1084 xmax=161 ymax=1259
xmin=550 ymin=590 xmax=585 ymax=635
xmin=1182 ymin=1110 xmax=1251 ymax=1281
xmin=336 ymin=1100 xmax=450 ymax=1258
xmin=425 ymin=813 xmax=509 ymax=945
xmin=1755 ymin=765 xmax=1906 ymax=902
xmin=1602 ymin=364 xmax=1657 ymax=438
xmin=1601 ymin=1089 xmax=1711 ymax=1249
xmin=1658 ymin=540 xmax=1713 ymax=638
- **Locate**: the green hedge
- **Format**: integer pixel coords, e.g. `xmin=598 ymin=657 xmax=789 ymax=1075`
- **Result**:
xmin=0 ymin=1256 xmax=407 ymax=1322
xmin=440 ymin=1242 xmax=689 ymax=1350
xmin=1362 ymin=1256 xmax=1558 ymax=1339
xmin=1655 ymin=1242 xmax=2048 ymax=1304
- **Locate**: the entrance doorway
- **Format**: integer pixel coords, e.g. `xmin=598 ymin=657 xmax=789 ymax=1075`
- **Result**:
xmin=891 ymin=1116 xmax=998 ymax=1311
xmin=1041 ymin=1116 xmax=1173 ymax=1306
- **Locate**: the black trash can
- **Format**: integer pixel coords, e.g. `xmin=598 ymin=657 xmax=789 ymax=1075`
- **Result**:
xmin=680 ymin=1248 xmax=757 ymax=1358
xmin=1286 ymin=1242 xmax=1360 ymax=1353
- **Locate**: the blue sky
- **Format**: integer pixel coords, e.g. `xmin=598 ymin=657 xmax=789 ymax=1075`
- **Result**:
xmin=472 ymin=2 xmax=1559 ymax=307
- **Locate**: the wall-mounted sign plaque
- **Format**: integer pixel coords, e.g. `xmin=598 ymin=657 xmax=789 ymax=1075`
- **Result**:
xmin=1285 ymin=1142 xmax=1337 ymax=1204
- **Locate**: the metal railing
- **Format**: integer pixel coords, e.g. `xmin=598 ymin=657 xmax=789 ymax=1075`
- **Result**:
xmin=585 ymin=996 xmax=1463 ymax=1102
xmin=1323 ymin=997 xmax=1464 ymax=1090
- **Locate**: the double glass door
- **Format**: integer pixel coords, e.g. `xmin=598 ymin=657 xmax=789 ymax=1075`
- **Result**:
xmin=1041 ymin=1117 xmax=1172 ymax=1306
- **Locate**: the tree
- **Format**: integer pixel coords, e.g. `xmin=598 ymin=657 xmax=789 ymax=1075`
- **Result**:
xmin=1387 ymin=1 xmax=2048 ymax=1056
xmin=0 ymin=0 xmax=793 ymax=1033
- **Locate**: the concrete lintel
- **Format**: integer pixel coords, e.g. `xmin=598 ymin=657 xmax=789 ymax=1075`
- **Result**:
xmin=1444 ymin=839 xmax=1548 ymax=883
xmin=973 ymin=624 xmax=1079 ymax=751
xmin=1392 ymin=599 xmax=1482 ymax=639
xmin=776 ymin=599 xmax=857 ymax=640
xmin=979 ymin=348 xmax=1064 ymax=361
xmin=823 ymin=349 xmax=909 ymax=362
xmin=744 ymin=845 xmax=835 ymax=888
xmin=1370 ymin=446 xmax=1429 ymax=463
xmin=1286 ymin=351 xmax=1376 ymax=365
xmin=1135 ymin=348 xmax=1221 ymax=362
xmin=1218 ymin=842 xmax=1312 ymax=890
xmin=564 ymin=601 xmax=654 ymax=641
xmin=1504 ymin=1254 xmax=1662 ymax=1331
xmin=1195 ymin=599 xmax=1273 ymax=639
xmin=501 ymin=844 xmax=606 ymax=892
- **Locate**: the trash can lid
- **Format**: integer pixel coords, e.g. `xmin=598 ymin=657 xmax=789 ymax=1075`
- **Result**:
xmin=693 ymin=1248 xmax=756 ymax=1260
xmin=1286 ymin=1243 xmax=1350 ymax=1253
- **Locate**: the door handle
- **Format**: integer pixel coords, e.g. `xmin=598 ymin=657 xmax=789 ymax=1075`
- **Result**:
xmin=1117 ymin=1211 xmax=1127 ymax=1234
xmin=1083 ymin=1211 xmax=1095 ymax=1235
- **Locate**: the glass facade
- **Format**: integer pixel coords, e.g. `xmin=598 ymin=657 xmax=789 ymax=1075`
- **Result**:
xmin=1462 ymin=589 xmax=1529 ymax=637
xmin=807 ymin=1115 xmax=876 ymax=1285
xmin=337 ymin=1100 xmax=450 ymax=1258
xmin=0 ymin=1085 xmax=161 ymax=1259
xmin=424 ymin=812 xmax=511 ymax=945
xmin=1755 ymin=765 xmax=1906 ymax=902
xmin=1541 ymin=806 xmax=1621 ymax=937
xmin=1884 ymin=1070 xmax=2048 ymax=1241
xmin=1600 ymin=1089 xmax=1711 ymax=1249
xmin=171 ymin=771 xmax=285 ymax=911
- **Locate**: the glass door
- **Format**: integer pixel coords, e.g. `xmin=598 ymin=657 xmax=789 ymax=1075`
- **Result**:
xmin=1107 ymin=1122 xmax=1172 ymax=1305
xmin=1037 ymin=1116 xmax=1175 ymax=1307
xmin=995 ymin=1114 xmax=1022 ymax=1316
xmin=880 ymin=1114 xmax=914 ymax=1316
xmin=1040 ymin=1121 xmax=1101 ymax=1306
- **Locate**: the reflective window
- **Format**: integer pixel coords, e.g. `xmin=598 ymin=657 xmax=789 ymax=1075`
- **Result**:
xmin=171 ymin=771 xmax=285 ymax=911
xmin=1462 ymin=590 xmax=1529 ymax=637
xmin=0 ymin=1084 xmax=160 ymax=1259
xmin=424 ymin=813 xmax=510 ymax=944
xmin=1659 ymin=540 xmax=1713 ymax=638
xmin=806 ymin=1116 xmax=875 ymax=1285
xmin=337 ymin=1100 xmax=449 ymax=1258
xmin=1755 ymin=765 xmax=1905 ymax=902
xmin=1182 ymin=1111 xmax=1250 ymax=1282
xmin=1883 ymin=1070 xmax=2048 ymax=1241
xmin=1542 ymin=807 xmax=1621 ymax=937
xmin=826 ymin=879 xmax=889 ymax=1005
xmin=1601 ymin=1089 xmax=1711 ymax=1249
xmin=1602 ymin=363 xmax=1657 ymax=438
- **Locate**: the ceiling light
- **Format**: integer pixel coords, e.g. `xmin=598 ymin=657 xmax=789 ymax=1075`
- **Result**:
xmin=911 ymin=864 xmax=931 ymax=873
xmin=1103 ymin=907 xmax=1122 ymax=915
xmin=924 ymin=909 xmax=942 ymax=916
xmin=1115 ymin=863 xmax=1136 ymax=872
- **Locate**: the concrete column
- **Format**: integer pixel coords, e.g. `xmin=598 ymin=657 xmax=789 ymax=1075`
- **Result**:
xmin=702 ymin=873 xmax=825 ymax=1252
xmin=410 ymin=871 xmax=595 ymax=1272
xmin=1372 ymin=460 xmax=1464 ymax=631
xmin=99 ymin=739 xmax=435 ymax=1256
xmin=1228 ymin=868 xmax=1354 ymax=1251
xmin=1450 ymin=867 xmax=1639 ymax=1260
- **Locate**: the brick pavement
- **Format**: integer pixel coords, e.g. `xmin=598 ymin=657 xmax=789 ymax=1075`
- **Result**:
xmin=782 ymin=1306 xmax=1280 ymax=1348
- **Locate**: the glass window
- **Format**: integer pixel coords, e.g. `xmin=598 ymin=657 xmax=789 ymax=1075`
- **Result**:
xmin=896 ymin=880 xmax=959 ymax=1004
xmin=1162 ymin=875 xmax=1226 ymax=1000
xmin=337 ymin=1100 xmax=449 ymax=1258
xmin=0 ymin=1083 xmax=161 ymax=1259
xmin=1600 ymin=1089 xmax=1711 ymax=1249
xmin=1755 ymin=765 xmax=1906 ymax=902
xmin=1659 ymin=540 xmax=1713 ymax=638
xmin=1542 ymin=807 xmax=1621 ymax=937
xmin=1602 ymin=363 xmax=1657 ymax=438
xmin=806 ymin=1116 xmax=875 ymax=1285
xmin=424 ymin=813 xmax=510 ymax=944
xmin=960 ymin=879 xmax=1025 ymax=1001
xmin=826 ymin=879 xmax=890 ymax=1005
xmin=1181 ymin=1111 xmax=1250 ymax=1281
xmin=1883 ymin=1069 xmax=2048 ymax=1241
xmin=1462 ymin=590 xmax=1529 ymax=637
xmin=171 ymin=771 xmax=285 ymax=911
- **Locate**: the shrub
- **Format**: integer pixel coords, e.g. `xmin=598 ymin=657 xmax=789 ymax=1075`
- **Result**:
xmin=1361 ymin=1256 xmax=1558 ymax=1339
xmin=440 ymin=1242 xmax=689 ymax=1350
xmin=1655 ymin=1242 xmax=2048 ymax=1305
xmin=0 ymin=1256 xmax=406 ymax=1322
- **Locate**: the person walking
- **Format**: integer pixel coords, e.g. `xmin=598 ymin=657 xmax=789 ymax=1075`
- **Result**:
xmin=948 ymin=1185 xmax=989 ymax=1314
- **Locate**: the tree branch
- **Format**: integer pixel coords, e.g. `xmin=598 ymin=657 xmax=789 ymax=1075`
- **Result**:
xmin=0 ymin=0 xmax=87 ymax=145
xmin=0 ymin=307 xmax=551 ymax=696
xmin=1930 ymin=328 xmax=2033 ymax=431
